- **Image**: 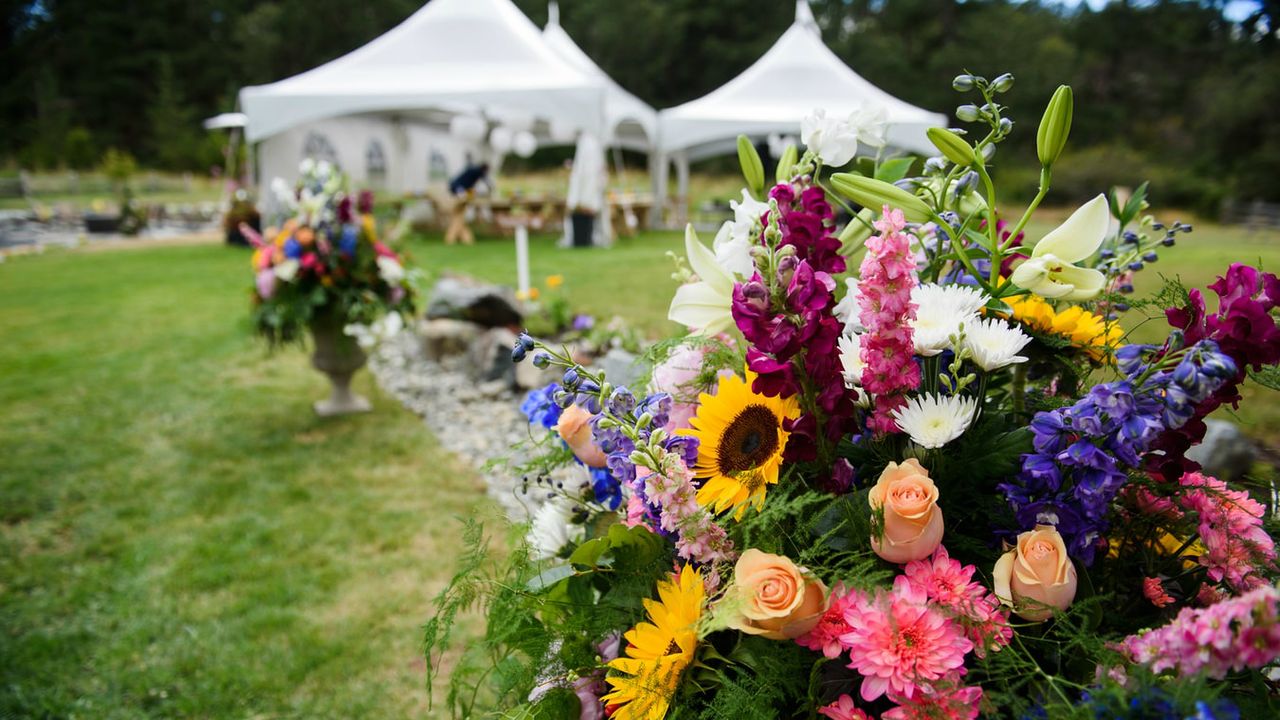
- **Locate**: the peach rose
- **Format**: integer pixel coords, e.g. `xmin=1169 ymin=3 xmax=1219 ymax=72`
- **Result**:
xmin=726 ymin=549 xmax=828 ymax=640
xmin=867 ymin=459 xmax=944 ymax=563
xmin=992 ymin=524 xmax=1078 ymax=621
xmin=556 ymin=404 xmax=608 ymax=468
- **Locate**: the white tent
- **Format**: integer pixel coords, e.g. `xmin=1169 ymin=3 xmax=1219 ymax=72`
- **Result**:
xmin=654 ymin=0 xmax=947 ymax=222
xmin=239 ymin=0 xmax=605 ymax=145
xmin=541 ymin=1 xmax=656 ymax=152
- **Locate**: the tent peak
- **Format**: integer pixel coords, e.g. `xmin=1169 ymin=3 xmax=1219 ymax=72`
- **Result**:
xmin=795 ymin=0 xmax=818 ymax=35
xmin=548 ymin=1 xmax=560 ymax=27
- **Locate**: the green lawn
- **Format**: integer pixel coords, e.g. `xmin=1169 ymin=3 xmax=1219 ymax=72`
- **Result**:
xmin=0 ymin=243 xmax=496 ymax=718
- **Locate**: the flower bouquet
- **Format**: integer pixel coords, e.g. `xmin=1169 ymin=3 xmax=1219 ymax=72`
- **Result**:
xmin=246 ymin=160 xmax=415 ymax=415
xmin=426 ymin=74 xmax=1280 ymax=719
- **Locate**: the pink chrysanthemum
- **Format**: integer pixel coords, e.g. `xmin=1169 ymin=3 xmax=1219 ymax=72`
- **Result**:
xmin=797 ymin=582 xmax=859 ymax=659
xmin=818 ymin=694 xmax=874 ymax=720
xmin=903 ymin=547 xmax=1011 ymax=657
xmin=883 ymin=684 xmax=983 ymax=720
xmin=841 ymin=577 xmax=973 ymax=701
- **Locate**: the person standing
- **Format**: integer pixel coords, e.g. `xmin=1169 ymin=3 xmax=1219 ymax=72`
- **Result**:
xmin=444 ymin=162 xmax=490 ymax=245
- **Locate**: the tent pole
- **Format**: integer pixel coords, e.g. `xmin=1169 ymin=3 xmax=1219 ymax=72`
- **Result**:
xmin=675 ymin=152 xmax=690 ymax=228
xmin=649 ymin=150 xmax=667 ymax=229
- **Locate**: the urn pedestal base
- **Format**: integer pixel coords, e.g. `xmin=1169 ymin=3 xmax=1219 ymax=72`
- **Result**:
xmin=309 ymin=311 xmax=371 ymax=417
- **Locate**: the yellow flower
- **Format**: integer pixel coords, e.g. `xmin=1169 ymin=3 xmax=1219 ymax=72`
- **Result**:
xmin=1003 ymin=294 xmax=1123 ymax=362
xmin=546 ymin=274 xmax=564 ymax=289
xmin=678 ymin=370 xmax=799 ymax=520
xmin=515 ymin=287 xmax=541 ymax=302
xmin=603 ymin=565 xmax=704 ymax=720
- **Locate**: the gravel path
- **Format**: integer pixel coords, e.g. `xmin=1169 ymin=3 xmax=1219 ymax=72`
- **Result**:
xmin=368 ymin=330 xmax=536 ymax=519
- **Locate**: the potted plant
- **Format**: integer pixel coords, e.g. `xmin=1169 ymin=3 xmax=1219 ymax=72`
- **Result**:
xmin=246 ymin=160 xmax=415 ymax=416
xmin=223 ymin=189 xmax=261 ymax=246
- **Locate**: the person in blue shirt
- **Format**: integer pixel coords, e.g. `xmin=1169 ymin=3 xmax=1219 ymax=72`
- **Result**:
xmin=444 ymin=162 xmax=490 ymax=245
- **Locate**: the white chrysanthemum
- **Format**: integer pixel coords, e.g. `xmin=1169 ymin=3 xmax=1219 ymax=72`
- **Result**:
xmin=344 ymin=312 xmax=405 ymax=350
xmin=964 ymin=317 xmax=1032 ymax=371
xmin=837 ymin=332 xmax=870 ymax=406
xmin=910 ymin=284 xmax=990 ymax=356
xmin=528 ymin=499 xmax=575 ymax=560
xmin=892 ymin=393 xmax=978 ymax=449
xmin=833 ymin=277 xmax=866 ymax=333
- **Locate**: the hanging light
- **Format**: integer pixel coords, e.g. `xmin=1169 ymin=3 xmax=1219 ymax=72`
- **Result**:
xmin=513 ymin=131 xmax=538 ymax=158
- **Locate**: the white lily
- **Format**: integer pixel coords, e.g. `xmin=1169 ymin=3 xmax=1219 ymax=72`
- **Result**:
xmin=848 ymin=105 xmax=889 ymax=148
xmin=1010 ymin=194 xmax=1110 ymax=300
xmin=668 ymin=225 xmax=737 ymax=335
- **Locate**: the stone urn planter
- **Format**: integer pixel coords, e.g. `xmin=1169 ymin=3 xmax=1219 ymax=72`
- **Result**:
xmin=308 ymin=308 xmax=372 ymax=417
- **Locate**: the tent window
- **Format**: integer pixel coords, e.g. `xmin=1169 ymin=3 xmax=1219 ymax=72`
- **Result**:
xmin=428 ymin=149 xmax=449 ymax=183
xmin=366 ymin=140 xmax=387 ymax=187
xmin=302 ymin=132 xmax=339 ymax=168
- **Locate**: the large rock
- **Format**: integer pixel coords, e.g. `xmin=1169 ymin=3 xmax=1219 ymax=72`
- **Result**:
xmin=425 ymin=276 xmax=522 ymax=328
xmin=1186 ymin=419 xmax=1257 ymax=481
xmin=596 ymin=347 xmax=646 ymax=390
xmin=467 ymin=326 xmax=519 ymax=387
xmin=418 ymin=318 xmax=481 ymax=362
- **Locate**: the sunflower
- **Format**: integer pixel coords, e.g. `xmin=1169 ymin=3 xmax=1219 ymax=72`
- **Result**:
xmin=679 ymin=370 xmax=800 ymax=519
xmin=602 ymin=565 xmax=704 ymax=720
xmin=1002 ymin=294 xmax=1123 ymax=362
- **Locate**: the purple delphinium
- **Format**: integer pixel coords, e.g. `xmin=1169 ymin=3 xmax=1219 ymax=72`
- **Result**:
xmin=1000 ymin=339 xmax=1237 ymax=564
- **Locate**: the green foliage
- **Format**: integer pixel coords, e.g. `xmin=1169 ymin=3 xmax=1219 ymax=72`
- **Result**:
xmin=62 ymin=127 xmax=97 ymax=170
xmin=100 ymin=147 xmax=137 ymax=188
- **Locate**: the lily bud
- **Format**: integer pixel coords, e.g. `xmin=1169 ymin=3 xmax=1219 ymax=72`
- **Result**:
xmin=737 ymin=134 xmax=765 ymax=199
xmin=775 ymin=144 xmax=798 ymax=184
xmin=926 ymin=127 xmax=976 ymax=168
xmin=830 ymin=173 xmax=932 ymax=223
xmin=1037 ymin=85 xmax=1074 ymax=167
xmin=991 ymin=73 xmax=1015 ymax=93
xmin=955 ymin=104 xmax=981 ymax=123
xmin=838 ymin=208 xmax=875 ymax=247
xmin=952 ymin=74 xmax=975 ymax=92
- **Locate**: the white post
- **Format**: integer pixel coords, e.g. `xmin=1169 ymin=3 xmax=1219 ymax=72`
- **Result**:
xmin=515 ymin=224 xmax=531 ymax=298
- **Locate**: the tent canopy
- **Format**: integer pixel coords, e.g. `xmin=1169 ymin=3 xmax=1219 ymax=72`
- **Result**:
xmin=541 ymin=1 xmax=656 ymax=151
xmin=239 ymin=0 xmax=605 ymax=143
xmin=657 ymin=1 xmax=946 ymax=160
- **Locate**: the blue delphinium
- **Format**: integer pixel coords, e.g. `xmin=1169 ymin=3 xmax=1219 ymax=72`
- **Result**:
xmin=1069 ymin=686 xmax=1240 ymax=720
xmin=519 ymin=382 xmax=563 ymax=429
xmin=589 ymin=467 xmax=622 ymax=510
xmin=999 ymin=339 xmax=1237 ymax=563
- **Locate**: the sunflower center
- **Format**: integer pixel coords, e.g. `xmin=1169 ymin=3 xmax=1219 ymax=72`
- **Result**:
xmin=716 ymin=404 xmax=779 ymax=476
xmin=664 ymin=639 xmax=682 ymax=656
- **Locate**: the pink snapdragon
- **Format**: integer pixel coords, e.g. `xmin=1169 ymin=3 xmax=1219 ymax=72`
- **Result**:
xmin=840 ymin=576 xmax=973 ymax=701
xmin=858 ymin=206 xmax=920 ymax=435
xmin=640 ymin=451 xmax=735 ymax=565
xmin=1177 ymin=471 xmax=1275 ymax=591
xmin=1142 ymin=577 xmax=1176 ymax=608
xmin=1121 ymin=583 xmax=1280 ymax=678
